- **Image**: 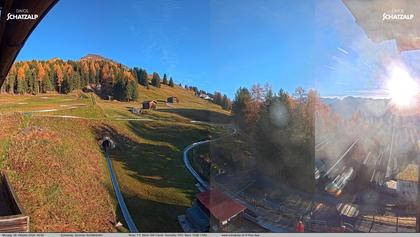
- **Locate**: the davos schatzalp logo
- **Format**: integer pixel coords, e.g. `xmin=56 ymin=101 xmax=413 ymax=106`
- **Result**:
xmin=6 ymin=9 xmax=38 ymax=21
xmin=382 ymin=9 xmax=414 ymax=21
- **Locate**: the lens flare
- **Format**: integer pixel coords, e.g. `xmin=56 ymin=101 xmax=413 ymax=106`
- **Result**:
xmin=386 ymin=65 xmax=418 ymax=107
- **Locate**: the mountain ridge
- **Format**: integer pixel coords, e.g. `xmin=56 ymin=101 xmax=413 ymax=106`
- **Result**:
xmin=80 ymin=54 xmax=129 ymax=69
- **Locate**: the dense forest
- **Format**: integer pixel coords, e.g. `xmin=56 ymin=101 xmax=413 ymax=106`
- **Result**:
xmin=1 ymin=55 xmax=231 ymax=110
xmin=1 ymin=56 xmax=140 ymax=101
xmin=227 ymin=85 xmax=323 ymax=192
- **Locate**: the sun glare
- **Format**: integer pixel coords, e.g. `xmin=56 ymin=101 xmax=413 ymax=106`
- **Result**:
xmin=387 ymin=65 xmax=418 ymax=107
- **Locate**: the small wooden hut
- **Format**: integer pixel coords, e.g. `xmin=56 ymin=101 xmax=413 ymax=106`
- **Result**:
xmin=167 ymin=96 xmax=179 ymax=103
xmin=142 ymin=100 xmax=157 ymax=110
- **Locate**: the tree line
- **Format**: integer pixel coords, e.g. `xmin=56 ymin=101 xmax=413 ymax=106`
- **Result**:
xmin=230 ymin=84 xmax=320 ymax=192
xmin=1 ymin=58 xmax=177 ymax=102
xmin=2 ymin=57 xmax=233 ymax=111
xmin=182 ymin=84 xmax=231 ymax=111
xmin=133 ymin=68 xmax=174 ymax=89
xmin=213 ymin=91 xmax=231 ymax=110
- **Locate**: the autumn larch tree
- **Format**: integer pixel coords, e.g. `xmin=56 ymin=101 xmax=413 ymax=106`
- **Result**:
xmin=82 ymin=62 xmax=89 ymax=86
xmin=89 ymin=62 xmax=97 ymax=84
xmin=6 ymin=58 xmax=214 ymax=103
xmin=16 ymin=66 xmax=26 ymax=94
xmin=54 ymin=64 xmax=64 ymax=93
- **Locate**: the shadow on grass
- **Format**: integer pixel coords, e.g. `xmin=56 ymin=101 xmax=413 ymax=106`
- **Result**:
xmin=123 ymin=194 xmax=188 ymax=232
xmin=158 ymin=108 xmax=231 ymax=123
xmin=92 ymin=121 xmax=212 ymax=231
xmin=104 ymin=183 xmax=187 ymax=232
xmin=94 ymin=122 xmax=210 ymax=189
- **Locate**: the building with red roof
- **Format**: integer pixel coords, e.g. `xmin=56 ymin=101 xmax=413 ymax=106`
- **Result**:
xmin=178 ymin=189 xmax=246 ymax=232
xmin=196 ymin=189 xmax=246 ymax=226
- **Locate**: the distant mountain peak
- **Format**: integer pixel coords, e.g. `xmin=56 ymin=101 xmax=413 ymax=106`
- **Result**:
xmin=81 ymin=54 xmax=110 ymax=61
xmin=81 ymin=54 xmax=129 ymax=69
xmin=321 ymin=96 xmax=390 ymax=119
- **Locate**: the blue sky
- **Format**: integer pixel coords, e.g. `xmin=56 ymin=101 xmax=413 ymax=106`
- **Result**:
xmin=16 ymin=0 xmax=420 ymax=98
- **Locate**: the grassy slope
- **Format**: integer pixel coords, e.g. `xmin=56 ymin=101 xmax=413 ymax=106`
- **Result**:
xmin=98 ymin=120 xmax=221 ymax=231
xmin=95 ymin=85 xmax=229 ymax=231
xmin=98 ymin=85 xmax=231 ymax=123
xmin=2 ymin=114 xmax=115 ymax=232
xmin=0 ymin=85 xmax=230 ymax=232
xmin=0 ymin=93 xmax=91 ymax=114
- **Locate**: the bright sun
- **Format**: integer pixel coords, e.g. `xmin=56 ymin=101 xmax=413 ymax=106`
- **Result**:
xmin=387 ymin=65 xmax=419 ymax=107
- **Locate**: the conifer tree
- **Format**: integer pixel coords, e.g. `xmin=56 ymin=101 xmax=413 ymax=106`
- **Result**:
xmin=222 ymin=94 xmax=230 ymax=110
xmin=73 ymin=73 xmax=81 ymax=90
xmin=16 ymin=66 xmax=26 ymax=94
xmin=169 ymin=77 xmax=174 ymax=87
xmin=151 ymin=72 xmax=161 ymax=88
xmin=25 ymin=66 xmax=33 ymax=94
xmin=135 ymin=68 xmax=149 ymax=88
xmin=113 ymin=78 xmax=126 ymax=101
xmin=127 ymin=80 xmax=139 ymax=101
xmin=6 ymin=66 xmax=16 ymax=94
xmin=36 ymin=63 xmax=45 ymax=94
xmin=162 ymin=73 xmax=168 ymax=85
xmin=214 ymin=92 xmax=223 ymax=105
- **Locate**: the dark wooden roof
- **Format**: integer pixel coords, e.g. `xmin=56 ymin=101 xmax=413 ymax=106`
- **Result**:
xmin=0 ymin=0 xmax=58 ymax=87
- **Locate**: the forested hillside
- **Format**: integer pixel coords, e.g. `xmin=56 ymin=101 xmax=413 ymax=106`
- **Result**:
xmin=0 ymin=54 xmax=231 ymax=110
xmin=1 ymin=55 xmax=137 ymax=101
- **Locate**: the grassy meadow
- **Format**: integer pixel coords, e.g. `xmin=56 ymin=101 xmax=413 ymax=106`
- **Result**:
xmin=0 ymin=85 xmax=231 ymax=232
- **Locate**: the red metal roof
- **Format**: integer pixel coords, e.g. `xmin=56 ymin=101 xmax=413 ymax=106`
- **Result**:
xmin=196 ymin=189 xmax=246 ymax=222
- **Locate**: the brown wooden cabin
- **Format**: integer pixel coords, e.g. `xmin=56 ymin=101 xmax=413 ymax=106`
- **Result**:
xmin=0 ymin=172 xmax=29 ymax=232
xmin=167 ymin=96 xmax=179 ymax=103
xmin=82 ymin=85 xmax=94 ymax=93
xmin=142 ymin=100 xmax=157 ymax=110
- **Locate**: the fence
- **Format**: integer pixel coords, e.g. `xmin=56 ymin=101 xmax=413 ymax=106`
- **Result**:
xmin=355 ymin=215 xmax=416 ymax=232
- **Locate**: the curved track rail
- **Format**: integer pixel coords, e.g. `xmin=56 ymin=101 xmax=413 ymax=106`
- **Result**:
xmin=182 ymin=127 xmax=236 ymax=190
xmin=104 ymin=150 xmax=139 ymax=232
